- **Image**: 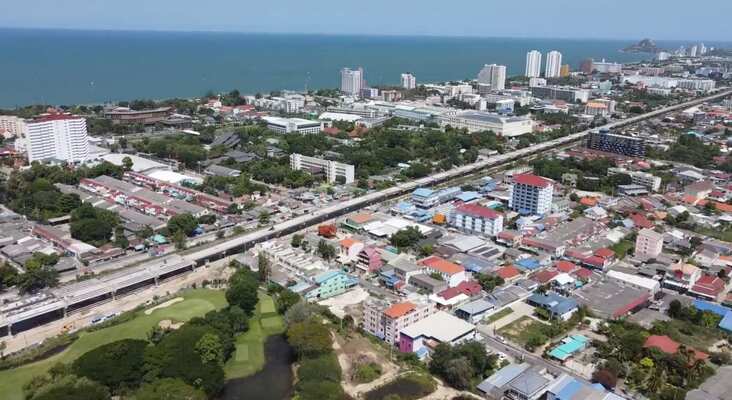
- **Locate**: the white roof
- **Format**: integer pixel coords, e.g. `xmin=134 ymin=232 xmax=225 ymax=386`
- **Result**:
xmin=552 ymin=273 xmax=575 ymax=286
xmin=100 ymin=153 xmax=169 ymax=173
xmin=400 ymin=311 xmax=475 ymax=342
xmin=606 ymin=270 xmax=660 ymax=292
xmin=146 ymin=169 xmax=203 ymax=185
xmin=318 ymin=112 xmax=363 ymax=122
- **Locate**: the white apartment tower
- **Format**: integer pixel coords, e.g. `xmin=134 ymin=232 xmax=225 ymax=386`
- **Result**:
xmin=635 ymin=228 xmax=663 ymax=260
xmin=510 ymin=174 xmax=554 ymax=215
xmin=477 ymin=64 xmax=507 ymax=91
xmin=401 ymin=73 xmax=416 ymax=90
xmin=290 ymin=153 xmax=355 ymax=184
xmin=525 ymin=50 xmax=542 ymax=78
xmin=340 ymin=67 xmax=364 ymax=96
xmin=545 ymin=51 xmax=563 ymax=78
xmin=0 ymin=115 xmax=27 ymax=138
xmin=25 ymin=114 xmax=89 ymax=164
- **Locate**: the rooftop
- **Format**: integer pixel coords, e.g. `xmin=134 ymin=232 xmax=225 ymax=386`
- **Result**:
xmin=399 ymin=311 xmax=475 ymax=342
xmin=513 ymin=173 xmax=553 ymax=188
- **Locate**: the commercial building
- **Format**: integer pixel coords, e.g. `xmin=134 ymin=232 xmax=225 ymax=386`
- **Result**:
xmin=525 ymin=50 xmax=542 ymax=78
xmin=572 ymin=278 xmax=650 ymax=320
xmin=25 ymin=113 xmax=90 ymax=164
xmin=398 ymin=311 xmax=476 ymax=357
xmin=584 ymin=99 xmax=616 ymax=116
xmin=530 ymin=86 xmax=590 ymax=103
xmin=400 ymin=73 xmax=416 ymax=90
xmin=302 ymin=270 xmax=357 ymax=300
xmin=607 ymin=270 xmax=660 ymax=294
xmin=635 ymin=228 xmax=664 ymax=260
xmin=587 ymin=129 xmax=645 ymax=157
xmin=591 ymin=59 xmax=622 ymax=74
xmin=677 ymin=79 xmax=716 ymax=92
xmin=438 ymin=111 xmax=532 ymax=136
xmin=104 ymin=107 xmax=172 ymax=125
xmin=262 ymin=117 xmax=322 ymax=134
xmin=419 ymin=255 xmax=467 ymax=287
xmin=289 ymin=153 xmax=355 ymax=184
xmin=607 ymin=167 xmax=661 ymax=192
xmin=341 ymin=67 xmax=364 ymax=96
xmin=527 ymin=292 xmax=579 ymax=321
xmin=510 ymin=174 xmax=554 ymax=216
xmin=362 ymin=298 xmax=436 ymax=345
xmin=545 ymin=51 xmax=562 ymax=78
xmin=450 ymin=203 xmax=504 ymax=237
xmin=477 ymin=64 xmax=506 ymax=91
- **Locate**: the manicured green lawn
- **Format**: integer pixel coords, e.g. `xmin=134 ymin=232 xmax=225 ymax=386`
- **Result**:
xmin=486 ymin=307 xmax=514 ymax=323
xmin=224 ymin=292 xmax=285 ymax=379
xmin=0 ymin=289 xmax=226 ymax=400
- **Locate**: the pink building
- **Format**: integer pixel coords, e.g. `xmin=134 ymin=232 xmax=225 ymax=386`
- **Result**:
xmin=357 ymin=246 xmax=383 ymax=273
xmin=362 ymin=299 xmax=436 ymax=345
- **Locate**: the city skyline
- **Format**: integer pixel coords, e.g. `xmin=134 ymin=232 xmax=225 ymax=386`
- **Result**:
xmin=2 ymin=0 xmax=732 ymax=41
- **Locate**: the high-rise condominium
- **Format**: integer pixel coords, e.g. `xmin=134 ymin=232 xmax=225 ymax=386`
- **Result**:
xmin=545 ymin=51 xmax=563 ymax=78
xmin=401 ymin=73 xmax=416 ymax=90
xmin=25 ymin=113 xmax=89 ymax=163
xmin=525 ymin=50 xmax=542 ymax=78
xmin=477 ymin=64 xmax=506 ymax=91
xmin=340 ymin=67 xmax=364 ymax=96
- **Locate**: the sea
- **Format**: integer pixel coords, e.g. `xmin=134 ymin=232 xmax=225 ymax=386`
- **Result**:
xmin=0 ymin=28 xmax=728 ymax=108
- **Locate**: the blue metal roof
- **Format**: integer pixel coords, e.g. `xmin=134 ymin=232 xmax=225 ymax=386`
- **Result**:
xmin=413 ymin=188 xmax=434 ymax=197
xmin=719 ymin=311 xmax=732 ymax=332
xmin=556 ymin=378 xmax=583 ymax=399
xmin=456 ymin=191 xmax=481 ymax=202
xmin=693 ymin=299 xmax=731 ymax=317
xmin=528 ymin=293 xmax=578 ymax=316
xmin=516 ymin=258 xmax=541 ymax=270
xmin=314 ymin=270 xmax=343 ymax=284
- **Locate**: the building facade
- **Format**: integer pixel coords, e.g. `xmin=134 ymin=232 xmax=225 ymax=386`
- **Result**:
xmin=530 ymin=86 xmax=590 ymax=103
xmin=438 ymin=111 xmax=532 ymax=136
xmin=477 ymin=64 xmax=507 ymax=91
xmin=525 ymin=50 xmax=542 ymax=78
xmin=289 ymin=153 xmax=355 ymax=184
xmin=362 ymin=299 xmax=436 ymax=345
xmin=341 ymin=67 xmax=364 ymax=96
xmin=450 ymin=203 xmax=504 ymax=237
xmin=25 ymin=114 xmax=90 ymax=164
xmin=262 ymin=117 xmax=322 ymax=134
xmin=587 ymin=130 xmax=646 ymax=157
xmin=400 ymin=73 xmax=417 ymax=90
xmin=635 ymin=228 xmax=663 ymax=260
xmin=510 ymin=174 xmax=554 ymax=215
xmin=545 ymin=51 xmax=563 ymax=78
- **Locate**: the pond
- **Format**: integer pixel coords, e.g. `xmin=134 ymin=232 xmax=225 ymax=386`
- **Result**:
xmin=364 ymin=374 xmax=436 ymax=400
xmin=220 ymin=335 xmax=295 ymax=400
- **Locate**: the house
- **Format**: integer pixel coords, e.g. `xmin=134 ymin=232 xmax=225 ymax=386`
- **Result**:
xmin=548 ymin=335 xmax=590 ymax=362
xmin=545 ymin=374 xmax=625 ymax=400
xmin=339 ymin=238 xmax=364 ymax=262
xmin=527 ymin=292 xmax=579 ymax=321
xmin=497 ymin=230 xmax=523 ymax=247
xmin=412 ymin=188 xmax=440 ymax=209
xmin=343 ymin=213 xmax=373 ymax=230
xmin=690 ymin=274 xmax=727 ymax=301
xmin=664 ymin=262 xmax=701 ymax=292
xmin=409 ymin=274 xmax=448 ymax=294
xmin=302 ymin=270 xmax=357 ymax=300
xmin=555 ymin=260 xmax=580 ymax=274
xmin=318 ymin=224 xmax=337 ymax=238
xmin=362 ymin=298 xmax=436 ymax=345
xmin=495 ymin=265 xmax=522 ymax=282
xmin=398 ymin=311 xmax=476 ymax=357
xmin=419 ymin=255 xmax=467 ymax=287
xmin=356 ymin=246 xmax=383 ymax=273
xmin=455 ymin=299 xmax=495 ymax=323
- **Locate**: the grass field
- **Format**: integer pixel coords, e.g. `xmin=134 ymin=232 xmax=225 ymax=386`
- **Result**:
xmin=224 ymin=292 xmax=285 ymax=379
xmin=486 ymin=307 xmax=514 ymax=324
xmin=497 ymin=315 xmax=550 ymax=347
xmin=0 ymin=289 xmax=227 ymax=400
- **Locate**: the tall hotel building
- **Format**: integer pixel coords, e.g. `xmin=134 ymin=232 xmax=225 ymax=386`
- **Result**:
xmin=510 ymin=174 xmax=554 ymax=216
xmin=545 ymin=51 xmax=563 ymax=78
xmin=525 ymin=50 xmax=542 ymax=78
xmin=401 ymin=73 xmax=417 ymax=90
xmin=25 ymin=113 xmax=90 ymax=164
xmin=341 ymin=67 xmax=364 ymax=96
xmin=477 ymin=64 xmax=507 ymax=91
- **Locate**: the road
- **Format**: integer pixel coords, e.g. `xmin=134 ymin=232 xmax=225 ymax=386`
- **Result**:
xmin=182 ymin=88 xmax=732 ymax=266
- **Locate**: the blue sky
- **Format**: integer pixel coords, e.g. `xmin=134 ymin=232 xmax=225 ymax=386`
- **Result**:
xmin=2 ymin=0 xmax=730 ymax=41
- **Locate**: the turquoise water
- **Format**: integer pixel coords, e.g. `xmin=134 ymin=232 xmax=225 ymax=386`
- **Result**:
xmin=0 ymin=28 xmax=726 ymax=107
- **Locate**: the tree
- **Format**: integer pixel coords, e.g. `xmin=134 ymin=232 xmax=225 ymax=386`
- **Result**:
xmin=284 ymin=300 xmax=320 ymax=326
xmin=26 ymin=374 xmax=110 ymax=400
xmin=122 ymin=156 xmax=134 ymax=171
xmin=225 ymin=269 xmax=259 ymax=315
xmin=592 ymin=368 xmax=618 ymax=390
xmin=167 ymin=213 xmax=198 ymax=237
xmin=257 ymin=253 xmax=270 ymax=283
xmin=442 ymin=357 xmax=473 ymax=390
xmin=0 ymin=340 xmax=6 ymax=357
xmin=172 ymin=229 xmax=187 ymax=250
xmin=258 ymin=211 xmax=270 ymax=225
xmin=72 ymin=339 xmax=147 ymax=392
xmin=317 ymin=240 xmax=336 ymax=261
xmin=287 ymin=319 xmax=333 ymax=358
xmin=114 ymin=226 xmax=129 ymax=249
xmin=291 ymin=234 xmax=303 ymax=248
xmin=195 ymin=333 xmax=224 ymax=366
xmin=389 ymin=226 xmax=424 ymax=249
xmin=139 ymin=225 xmax=154 ymax=240
xmin=276 ymin=289 xmax=300 ymax=314
xmin=133 ymin=378 xmax=206 ymax=400
xmin=17 ymin=259 xmax=59 ymax=294
xmin=0 ymin=262 xmax=19 ymax=291
xmin=668 ymin=299 xmax=682 ymax=319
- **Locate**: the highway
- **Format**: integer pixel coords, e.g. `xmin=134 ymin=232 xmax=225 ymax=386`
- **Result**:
xmin=184 ymin=88 xmax=732 ymax=266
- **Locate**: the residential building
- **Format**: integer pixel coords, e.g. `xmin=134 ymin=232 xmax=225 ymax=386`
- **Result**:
xmin=341 ymin=67 xmax=364 ymax=96
xmin=690 ymin=274 xmax=726 ymax=301
xmin=592 ymin=59 xmax=622 ymax=74
xmin=289 ymin=153 xmax=355 ymax=184
xmin=527 ymin=292 xmax=579 ymax=320
xmin=262 ymin=117 xmax=322 ymax=134
xmin=362 ymin=298 xmax=436 ymax=345
xmin=510 ymin=174 xmax=554 ymax=216
xmin=529 ymin=77 xmax=547 ymax=87
xmin=438 ymin=111 xmax=532 ymax=136
xmin=677 ymin=79 xmax=716 ymax=92
xmin=525 ymin=50 xmax=542 ymax=78
xmin=530 ymin=86 xmax=590 ymax=103
xmin=400 ymin=73 xmax=416 ymax=90
xmin=546 ymin=374 xmax=625 ymax=400
xmin=25 ymin=113 xmax=90 ymax=164
xmin=455 ymin=299 xmax=494 ymax=323
xmin=635 ymin=228 xmax=664 ymax=261
xmin=607 ymin=167 xmax=661 ymax=192
xmin=302 ymin=270 xmax=356 ymax=300
xmin=419 ymin=255 xmax=467 ymax=287
xmin=0 ymin=115 xmax=26 ymax=138
xmin=587 ymin=129 xmax=645 ymax=157
xmin=450 ymin=203 xmax=504 ymax=236
xmin=664 ymin=262 xmax=701 ymax=292
xmin=559 ymin=64 xmax=570 ymax=77
xmin=545 ymin=51 xmax=562 ymax=78
xmin=356 ymin=246 xmax=383 ymax=273
xmin=398 ymin=311 xmax=476 ymax=356
xmin=477 ymin=64 xmax=507 ymax=91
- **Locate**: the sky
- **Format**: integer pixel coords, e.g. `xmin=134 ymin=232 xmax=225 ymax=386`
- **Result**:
xmin=2 ymin=0 xmax=731 ymax=41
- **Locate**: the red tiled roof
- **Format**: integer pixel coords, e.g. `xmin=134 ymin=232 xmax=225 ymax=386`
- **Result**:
xmin=630 ymin=213 xmax=654 ymax=229
xmin=583 ymin=255 xmax=607 ymax=267
xmin=532 ymin=270 xmax=559 ymax=284
xmin=437 ymin=281 xmax=482 ymax=300
xmin=573 ymin=268 xmax=593 ymax=279
xmin=495 ymin=265 xmax=521 ymax=280
xmin=555 ymin=261 xmax=579 ymax=273
xmin=420 ymin=256 xmax=464 ymax=275
xmin=456 ymin=203 xmax=501 ymax=220
xmin=32 ymin=113 xmax=82 ymax=123
xmin=691 ymin=275 xmax=725 ymax=297
xmin=513 ymin=174 xmax=553 ymax=188
xmin=384 ymin=302 xmax=416 ymax=319
xmin=594 ymin=248 xmax=615 ymax=259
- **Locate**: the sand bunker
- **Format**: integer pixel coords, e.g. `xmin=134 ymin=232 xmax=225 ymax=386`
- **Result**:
xmin=144 ymin=297 xmax=184 ymax=315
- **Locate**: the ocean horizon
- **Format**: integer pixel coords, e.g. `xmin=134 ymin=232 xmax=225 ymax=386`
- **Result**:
xmin=0 ymin=28 xmax=728 ymax=108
